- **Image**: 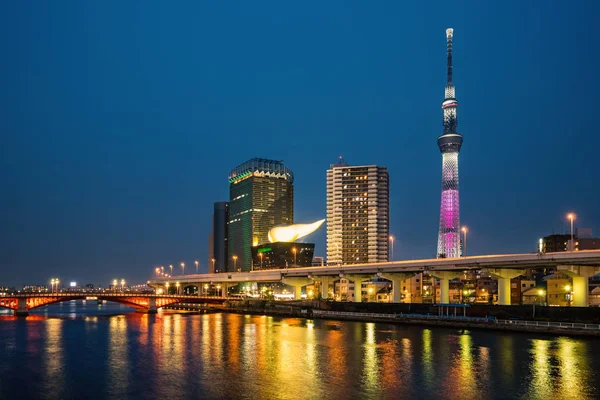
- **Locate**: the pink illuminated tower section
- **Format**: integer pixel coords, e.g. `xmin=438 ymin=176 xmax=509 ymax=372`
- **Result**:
xmin=436 ymin=28 xmax=463 ymax=258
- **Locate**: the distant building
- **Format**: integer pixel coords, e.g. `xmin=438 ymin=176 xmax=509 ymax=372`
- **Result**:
xmin=312 ymin=256 xmax=325 ymax=267
xmin=251 ymin=242 xmax=314 ymax=270
xmin=326 ymin=158 xmax=389 ymax=265
xmin=540 ymin=234 xmax=572 ymax=253
xmin=510 ymin=279 xmax=536 ymax=305
xmin=228 ymin=159 xmax=293 ymax=272
xmin=539 ymin=229 xmax=600 ymax=253
xmin=209 ymin=202 xmax=229 ymax=273
xmin=545 ymin=275 xmax=572 ymax=306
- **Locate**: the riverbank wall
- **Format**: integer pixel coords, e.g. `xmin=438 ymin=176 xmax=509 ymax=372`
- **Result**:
xmin=216 ymin=300 xmax=600 ymax=337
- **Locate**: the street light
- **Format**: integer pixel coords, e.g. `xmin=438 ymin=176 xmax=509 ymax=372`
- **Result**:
xmin=204 ymin=284 xmax=209 ymax=296
xmin=534 ymin=289 xmax=545 ymax=318
xmin=50 ymin=279 xmax=55 ymax=294
xmin=181 ymin=262 xmax=185 ymax=275
xmin=113 ymin=279 xmax=118 ymax=294
xmin=292 ymin=248 xmax=297 ymax=268
xmin=165 ymin=282 xmax=170 ymax=295
xmin=461 ymin=227 xmax=468 ymax=256
xmin=233 ymin=255 xmax=238 ymax=271
xmin=175 ymin=282 xmax=180 ymax=295
xmin=211 ymin=258 xmax=216 ymax=273
xmin=121 ymin=279 xmax=125 ymax=292
xmin=259 ymin=253 xmax=263 ymax=270
xmin=216 ymin=284 xmax=221 ymax=297
xmin=565 ymin=284 xmax=572 ymax=306
xmin=195 ymin=260 xmax=199 ymax=274
xmin=389 ymin=236 xmax=395 ymax=261
xmin=567 ymin=213 xmax=576 ymax=251
xmin=155 ymin=267 xmax=160 ymax=276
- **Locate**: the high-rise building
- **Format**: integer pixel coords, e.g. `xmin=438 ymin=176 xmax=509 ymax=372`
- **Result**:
xmin=326 ymin=158 xmax=389 ymax=265
xmin=228 ymin=159 xmax=294 ymax=272
xmin=209 ymin=202 xmax=229 ymax=273
xmin=437 ymin=28 xmax=464 ymax=259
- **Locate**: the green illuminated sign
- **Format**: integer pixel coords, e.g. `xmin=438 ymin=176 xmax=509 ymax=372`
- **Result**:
xmin=258 ymin=247 xmax=271 ymax=253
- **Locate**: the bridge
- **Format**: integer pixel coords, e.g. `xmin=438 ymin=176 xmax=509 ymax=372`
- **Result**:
xmin=0 ymin=293 xmax=228 ymax=317
xmin=148 ymin=250 xmax=600 ymax=307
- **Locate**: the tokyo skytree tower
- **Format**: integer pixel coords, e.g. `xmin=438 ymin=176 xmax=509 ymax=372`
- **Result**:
xmin=436 ymin=28 xmax=463 ymax=258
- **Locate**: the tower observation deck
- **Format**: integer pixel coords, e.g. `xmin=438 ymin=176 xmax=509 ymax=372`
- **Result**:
xmin=437 ymin=28 xmax=464 ymax=258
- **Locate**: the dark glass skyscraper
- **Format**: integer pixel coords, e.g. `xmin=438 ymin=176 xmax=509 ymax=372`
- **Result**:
xmin=209 ymin=202 xmax=229 ymax=273
xmin=228 ymin=159 xmax=294 ymax=272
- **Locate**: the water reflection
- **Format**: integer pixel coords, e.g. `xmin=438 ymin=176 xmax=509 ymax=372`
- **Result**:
xmin=43 ymin=319 xmax=65 ymax=400
xmin=421 ymin=329 xmax=435 ymax=388
xmin=0 ymin=307 xmax=599 ymax=399
xmin=107 ymin=316 xmax=129 ymax=399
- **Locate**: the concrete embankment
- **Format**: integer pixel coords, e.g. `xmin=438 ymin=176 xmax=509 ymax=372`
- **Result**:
xmin=218 ymin=301 xmax=600 ymax=337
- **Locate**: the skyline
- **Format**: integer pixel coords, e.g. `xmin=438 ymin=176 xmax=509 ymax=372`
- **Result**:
xmin=2 ymin=2 xmax=600 ymax=286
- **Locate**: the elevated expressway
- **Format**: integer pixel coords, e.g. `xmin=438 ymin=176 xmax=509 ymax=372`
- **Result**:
xmin=148 ymin=251 xmax=600 ymax=307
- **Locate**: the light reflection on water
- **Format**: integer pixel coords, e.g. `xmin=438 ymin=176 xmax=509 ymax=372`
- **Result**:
xmin=0 ymin=302 xmax=599 ymax=399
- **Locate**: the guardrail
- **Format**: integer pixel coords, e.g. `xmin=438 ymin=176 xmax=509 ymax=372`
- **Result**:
xmin=497 ymin=319 xmax=600 ymax=330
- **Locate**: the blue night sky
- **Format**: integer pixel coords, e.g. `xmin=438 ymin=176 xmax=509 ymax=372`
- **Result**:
xmin=1 ymin=1 xmax=599 ymax=287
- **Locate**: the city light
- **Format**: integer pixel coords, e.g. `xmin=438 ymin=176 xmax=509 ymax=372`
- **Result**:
xmin=567 ymin=213 xmax=576 ymax=251
xmin=195 ymin=260 xmax=199 ymax=274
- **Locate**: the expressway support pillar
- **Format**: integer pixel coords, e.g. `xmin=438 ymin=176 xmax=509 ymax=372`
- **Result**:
xmin=15 ymin=298 xmax=28 ymax=317
xmin=344 ymin=275 xmax=375 ymax=303
xmin=282 ymin=278 xmax=313 ymax=300
xmin=222 ymin=283 xmax=229 ymax=298
xmin=486 ymin=269 xmax=525 ymax=306
xmin=148 ymin=297 xmax=157 ymax=314
xmin=429 ymin=271 xmax=461 ymax=304
xmin=379 ymin=273 xmax=414 ymax=303
xmin=314 ymin=277 xmax=333 ymax=299
xmin=557 ymin=265 xmax=597 ymax=307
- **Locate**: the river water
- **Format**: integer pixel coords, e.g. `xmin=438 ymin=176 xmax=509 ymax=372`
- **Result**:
xmin=0 ymin=301 xmax=599 ymax=399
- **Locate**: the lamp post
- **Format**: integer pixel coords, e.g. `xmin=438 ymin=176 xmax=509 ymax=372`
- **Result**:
xmin=169 ymin=265 xmax=173 ymax=276
xmin=121 ymin=279 xmax=125 ymax=292
xmin=211 ymin=258 xmax=216 ymax=273
xmin=113 ymin=279 xmax=118 ymax=294
xmin=195 ymin=260 xmax=199 ymax=274
xmin=565 ymin=284 xmax=572 ymax=307
xmin=155 ymin=267 xmax=160 ymax=276
xmin=389 ymin=236 xmax=395 ymax=261
xmin=292 ymin=248 xmax=297 ymax=268
xmin=567 ymin=213 xmax=576 ymax=251
xmin=50 ymin=279 xmax=55 ymax=294
xmin=165 ymin=282 xmax=170 ymax=295
xmin=216 ymin=284 xmax=221 ymax=297
xmin=181 ymin=262 xmax=185 ymax=276
xmin=461 ymin=226 xmax=468 ymax=256
xmin=259 ymin=253 xmax=263 ymax=270
xmin=175 ymin=282 xmax=180 ymax=295
xmin=534 ymin=289 xmax=545 ymax=318
xmin=233 ymin=255 xmax=238 ymax=272
xmin=204 ymin=284 xmax=209 ymax=296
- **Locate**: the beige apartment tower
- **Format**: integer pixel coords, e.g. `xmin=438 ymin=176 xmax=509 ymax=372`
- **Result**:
xmin=326 ymin=158 xmax=389 ymax=265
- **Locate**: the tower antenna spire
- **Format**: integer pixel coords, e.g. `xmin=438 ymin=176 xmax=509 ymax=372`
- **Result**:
xmin=446 ymin=28 xmax=454 ymax=84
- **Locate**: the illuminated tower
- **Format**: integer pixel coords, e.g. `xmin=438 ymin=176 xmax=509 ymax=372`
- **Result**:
xmin=436 ymin=28 xmax=463 ymax=258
